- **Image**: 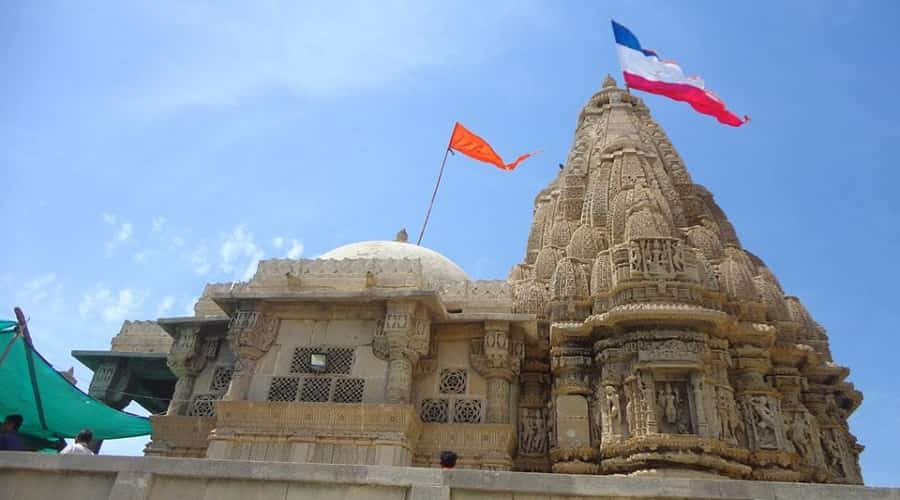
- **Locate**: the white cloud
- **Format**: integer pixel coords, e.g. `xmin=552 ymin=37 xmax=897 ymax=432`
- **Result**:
xmin=190 ymin=245 xmax=211 ymax=275
xmin=152 ymin=217 xmax=167 ymax=232
xmin=171 ymin=236 xmax=185 ymax=248
xmin=21 ymin=273 xmax=59 ymax=305
xmin=103 ymin=213 xmax=134 ymax=253
xmin=133 ymin=250 xmax=153 ymax=264
xmin=156 ymin=296 xmax=175 ymax=317
xmin=113 ymin=1 xmax=551 ymax=115
xmin=272 ymin=237 xmax=285 ymax=249
xmin=183 ymin=298 xmax=197 ymax=317
xmin=220 ymin=225 xmax=264 ymax=279
xmin=286 ymin=240 xmax=304 ymax=259
xmin=117 ymin=223 xmax=133 ymax=242
xmin=79 ymin=286 xmax=147 ymax=324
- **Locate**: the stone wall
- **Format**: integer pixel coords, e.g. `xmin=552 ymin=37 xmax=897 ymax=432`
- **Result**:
xmin=1 ymin=452 xmax=897 ymax=500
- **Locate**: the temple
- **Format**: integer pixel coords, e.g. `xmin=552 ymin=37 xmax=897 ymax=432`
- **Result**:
xmin=74 ymin=76 xmax=863 ymax=483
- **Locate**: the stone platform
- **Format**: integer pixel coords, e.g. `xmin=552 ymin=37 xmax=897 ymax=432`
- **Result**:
xmin=1 ymin=452 xmax=897 ymax=500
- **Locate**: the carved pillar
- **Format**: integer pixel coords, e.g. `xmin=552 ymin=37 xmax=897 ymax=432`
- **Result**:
xmin=383 ymin=302 xmax=418 ymax=404
xmin=689 ymin=371 xmax=710 ymax=436
xmin=483 ymin=321 xmax=512 ymax=423
xmin=166 ymin=326 xmax=206 ymax=415
xmin=223 ymin=310 xmax=280 ymax=401
xmin=549 ymin=344 xmax=597 ymax=474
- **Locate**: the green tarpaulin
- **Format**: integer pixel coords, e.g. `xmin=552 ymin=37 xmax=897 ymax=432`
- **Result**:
xmin=0 ymin=321 xmax=151 ymax=443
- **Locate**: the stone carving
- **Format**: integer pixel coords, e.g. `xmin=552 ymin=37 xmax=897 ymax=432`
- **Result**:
xmin=655 ymin=382 xmax=691 ymax=434
xmin=786 ymin=413 xmax=813 ymax=458
xmin=224 ymin=312 xmax=280 ymax=401
xmin=603 ymin=385 xmax=623 ymax=436
xmin=742 ymin=396 xmax=783 ymax=450
xmin=628 ymin=238 xmax=684 ymax=277
xmin=519 ymin=408 xmax=548 ymax=455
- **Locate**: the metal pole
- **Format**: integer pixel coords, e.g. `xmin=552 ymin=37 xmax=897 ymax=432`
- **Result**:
xmin=14 ymin=307 xmax=33 ymax=347
xmin=416 ymin=146 xmax=453 ymax=246
xmin=15 ymin=307 xmax=50 ymax=432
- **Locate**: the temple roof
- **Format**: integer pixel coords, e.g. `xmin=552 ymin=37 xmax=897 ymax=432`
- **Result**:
xmin=320 ymin=240 xmax=469 ymax=285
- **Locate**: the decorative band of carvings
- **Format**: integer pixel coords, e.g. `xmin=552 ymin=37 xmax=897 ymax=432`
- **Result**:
xmin=214 ymin=401 xmax=420 ymax=436
xmin=415 ymin=423 xmax=516 ymax=456
xmin=149 ymin=415 xmax=216 ymax=446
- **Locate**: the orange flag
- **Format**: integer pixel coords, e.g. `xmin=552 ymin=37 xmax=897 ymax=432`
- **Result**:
xmin=448 ymin=122 xmax=537 ymax=171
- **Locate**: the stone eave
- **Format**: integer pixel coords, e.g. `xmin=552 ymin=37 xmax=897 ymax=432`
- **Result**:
xmin=71 ymin=349 xmax=169 ymax=371
xmin=156 ymin=316 xmax=231 ymax=337
xmin=441 ymin=312 xmax=538 ymax=343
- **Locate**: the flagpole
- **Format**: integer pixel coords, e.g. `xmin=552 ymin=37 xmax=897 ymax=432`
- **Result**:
xmin=416 ymin=145 xmax=452 ymax=246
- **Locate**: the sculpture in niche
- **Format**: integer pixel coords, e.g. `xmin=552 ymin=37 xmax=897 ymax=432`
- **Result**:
xmin=716 ymin=389 xmax=738 ymax=442
xmin=655 ymin=382 xmax=691 ymax=434
xmin=786 ymin=413 xmax=813 ymax=457
xmin=604 ymin=385 xmax=623 ymax=435
xmin=519 ymin=408 xmax=547 ymax=455
xmin=745 ymin=396 xmax=780 ymax=449
xmin=822 ymin=431 xmax=844 ymax=475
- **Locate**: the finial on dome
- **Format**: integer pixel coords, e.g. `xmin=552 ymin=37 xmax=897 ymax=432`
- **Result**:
xmin=602 ymin=74 xmax=618 ymax=89
xmin=395 ymin=228 xmax=408 ymax=243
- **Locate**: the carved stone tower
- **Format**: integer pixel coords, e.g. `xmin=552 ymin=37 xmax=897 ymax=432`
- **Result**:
xmin=509 ymin=75 xmax=863 ymax=483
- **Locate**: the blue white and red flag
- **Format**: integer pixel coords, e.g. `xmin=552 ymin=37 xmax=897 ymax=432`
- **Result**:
xmin=612 ymin=20 xmax=749 ymax=127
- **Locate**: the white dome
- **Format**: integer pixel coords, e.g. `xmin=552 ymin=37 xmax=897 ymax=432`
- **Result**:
xmin=319 ymin=240 xmax=469 ymax=284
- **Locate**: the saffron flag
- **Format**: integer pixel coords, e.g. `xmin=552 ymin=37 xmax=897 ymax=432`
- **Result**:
xmin=449 ymin=122 xmax=537 ymax=171
xmin=611 ymin=20 xmax=749 ymax=127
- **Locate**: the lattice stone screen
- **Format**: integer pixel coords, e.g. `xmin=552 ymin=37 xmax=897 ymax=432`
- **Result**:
xmin=453 ymin=399 xmax=483 ymax=423
xmin=209 ymin=366 xmax=234 ymax=394
xmin=300 ymin=377 xmax=332 ymax=402
xmin=266 ymin=375 xmax=366 ymax=403
xmin=290 ymin=347 xmax=355 ymax=374
xmin=333 ymin=378 xmax=365 ymax=403
xmin=267 ymin=377 xmax=300 ymax=402
xmin=188 ymin=395 xmax=217 ymax=417
xmin=290 ymin=348 xmax=317 ymax=373
xmin=420 ymin=398 xmax=449 ymax=423
xmin=326 ymin=348 xmax=354 ymax=374
xmin=439 ymin=368 xmax=467 ymax=394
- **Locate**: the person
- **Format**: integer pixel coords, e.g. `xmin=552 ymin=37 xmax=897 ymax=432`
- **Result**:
xmin=439 ymin=450 xmax=457 ymax=469
xmin=60 ymin=429 xmax=94 ymax=455
xmin=0 ymin=414 xmax=25 ymax=451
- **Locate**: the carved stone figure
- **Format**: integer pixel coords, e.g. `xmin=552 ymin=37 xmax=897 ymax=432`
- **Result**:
xmin=786 ymin=414 xmax=812 ymax=457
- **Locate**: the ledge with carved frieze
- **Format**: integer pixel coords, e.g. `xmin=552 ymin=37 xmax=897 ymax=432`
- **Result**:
xmin=145 ymin=415 xmax=216 ymax=458
xmin=599 ymin=435 xmax=752 ymax=478
xmin=414 ymin=423 xmax=515 ymax=464
xmin=212 ymin=401 xmax=421 ymax=440
xmin=596 ymin=280 xmax=724 ymax=315
xmin=241 ymin=258 xmax=429 ymax=293
xmin=549 ymin=303 xmax=731 ymax=345
xmin=438 ymin=280 xmax=514 ymax=311
xmin=549 ymin=446 xmax=599 ymax=474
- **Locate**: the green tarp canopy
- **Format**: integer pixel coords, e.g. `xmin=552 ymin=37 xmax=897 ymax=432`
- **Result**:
xmin=0 ymin=320 xmax=151 ymax=443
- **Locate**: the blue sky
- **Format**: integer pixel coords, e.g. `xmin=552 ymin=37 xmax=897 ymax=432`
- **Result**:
xmin=2 ymin=0 xmax=899 ymax=485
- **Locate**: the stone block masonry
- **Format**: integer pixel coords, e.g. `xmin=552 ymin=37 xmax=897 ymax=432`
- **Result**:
xmin=1 ymin=452 xmax=897 ymax=500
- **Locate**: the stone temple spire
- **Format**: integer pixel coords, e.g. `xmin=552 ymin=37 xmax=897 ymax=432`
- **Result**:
xmin=509 ymin=76 xmax=863 ymax=482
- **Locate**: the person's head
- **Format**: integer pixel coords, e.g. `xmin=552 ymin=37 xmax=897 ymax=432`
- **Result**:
xmin=2 ymin=415 xmax=23 ymax=433
xmin=439 ymin=450 xmax=458 ymax=469
xmin=75 ymin=429 xmax=93 ymax=445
